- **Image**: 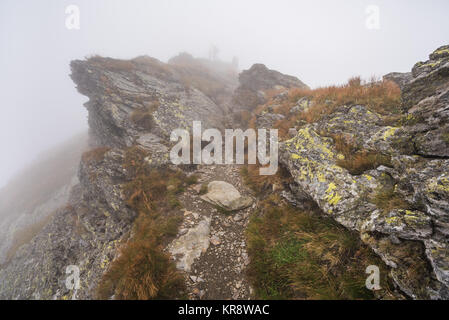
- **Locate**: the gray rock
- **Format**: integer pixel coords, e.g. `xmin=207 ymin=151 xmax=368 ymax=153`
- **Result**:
xmin=232 ymin=63 xmax=308 ymax=111
xmin=168 ymin=218 xmax=211 ymax=273
xmin=279 ymin=53 xmax=449 ymax=298
xmin=201 ymin=181 xmax=253 ymax=211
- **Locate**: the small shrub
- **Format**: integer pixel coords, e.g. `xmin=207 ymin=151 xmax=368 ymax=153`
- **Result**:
xmin=185 ymin=174 xmax=199 ymax=186
xmin=337 ymin=151 xmax=392 ymax=176
xmin=97 ymin=239 xmax=185 ymax=300
xmin=329 ymin=134 xmax=392 ymax=175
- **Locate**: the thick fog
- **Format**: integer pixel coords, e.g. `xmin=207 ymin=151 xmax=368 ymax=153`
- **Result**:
xmin=0 ymin=0 xmax=448 ymax=188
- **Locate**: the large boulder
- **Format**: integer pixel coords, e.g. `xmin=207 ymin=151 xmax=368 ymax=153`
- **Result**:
xmin=201 ymin=181 xmax=253 ymax=211
xmin=168 ymin=217 xmax=211 ymax=272
xmin=238 ymin=63 xmax=308 ymax=92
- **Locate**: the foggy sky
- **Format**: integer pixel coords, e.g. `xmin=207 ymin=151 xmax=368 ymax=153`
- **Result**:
xmin=0 ymin=0 xmax=448 ymax=188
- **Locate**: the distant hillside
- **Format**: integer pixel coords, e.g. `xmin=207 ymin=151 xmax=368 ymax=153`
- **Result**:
xmin=0 ymin=132 xmax=88 ymax=218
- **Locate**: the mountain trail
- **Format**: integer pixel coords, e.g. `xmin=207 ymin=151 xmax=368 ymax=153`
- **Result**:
xmin=167 ymin=163 xmax=255 ymax=300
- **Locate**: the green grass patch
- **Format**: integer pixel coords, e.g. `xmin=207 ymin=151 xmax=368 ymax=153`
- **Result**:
xmin=246 ymin=194 xmax=390 ymax=300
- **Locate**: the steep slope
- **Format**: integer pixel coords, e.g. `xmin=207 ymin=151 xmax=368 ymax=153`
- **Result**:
xmin=0 ymin=133 xmax=88 ymax=266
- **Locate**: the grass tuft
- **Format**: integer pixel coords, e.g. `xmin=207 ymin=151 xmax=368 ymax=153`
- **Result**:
xmin=330 ymin=134 xmax=392 ymax=175
xmin=97 ymin=147 xmax=191 ymax=300
xmin=246 ymin=199 xmax=390 ymax=300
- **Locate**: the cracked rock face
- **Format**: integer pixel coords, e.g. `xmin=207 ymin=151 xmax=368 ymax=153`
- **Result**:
xmin=402 ymin=45 xmax=449 ymax=158
xmin=0 ymin=55 xmax=237 ymax=300
xmin=70 ymin=56 xmax=228 ymax=148
xmin=200 ymin=181 xmax=253 ymax=212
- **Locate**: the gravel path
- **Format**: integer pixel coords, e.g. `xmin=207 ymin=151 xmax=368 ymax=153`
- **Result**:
xmin=167 ymin=164 xmax=255 ymax=300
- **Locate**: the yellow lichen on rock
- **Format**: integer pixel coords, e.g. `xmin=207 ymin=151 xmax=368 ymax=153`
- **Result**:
xmin=382 ymin=127 xmax=399 ymax=141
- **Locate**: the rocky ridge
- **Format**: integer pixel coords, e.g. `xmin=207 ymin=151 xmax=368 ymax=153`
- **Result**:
xmin=277 ymin=45 xmax=449 ymax=299
xmin=0 ymin=46 xmax=448 ymax=300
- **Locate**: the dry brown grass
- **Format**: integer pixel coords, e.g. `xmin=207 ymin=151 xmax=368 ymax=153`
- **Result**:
xmin=129 ymin=101 xmax=160 ymax=131
xmin=336 ymin=151 xmax=392 ymax=176
xmin=88 ymin=56 xmax=137 ymax=72
xmin=244 ymin=77 xmax=402 ymax=139
xmin=291 ymin=77 xmax=401 ymax=123
xmin=96 ymin=147 xmax=199 ymax=300
xmin=371 ymin=187 xmax=412 ymax=213
xmin=241 ymin=163 xmax=293 ymax=196
xmin=81 ymin=147 xmax=111 ymax=164
xmin=246 ymin=194 xmax=391 ymax=299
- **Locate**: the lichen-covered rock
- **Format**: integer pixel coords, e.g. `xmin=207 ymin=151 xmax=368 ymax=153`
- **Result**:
xmin=315 ymin=105 xmax=410 ymax=155
xmin=425 ymin=240 xmax=449 ymax=288
xmin=279 ymin=96 xmax=449 ymax=298
xmin=402 ymin=45 xmax=449 ymax=157
xmin=363 ymin=209 xmax=432 ymax=241
xmin=280 ymin=123 xmax=379 ymax=230
xmin=290 ymin=97 xmax=314 ymax=114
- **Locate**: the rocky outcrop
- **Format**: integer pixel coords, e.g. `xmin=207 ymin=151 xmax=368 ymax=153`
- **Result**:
xmin=233 ymin=64 xmax=308 ymax=111
xmin=400 ymin=45 xmax=449 ymax=158
xmin=0 ymin=54 xmax=236 ymax=300
xmin=70 ymin=56 xmax=228 ymax=148
xmin=1 ymin=45 xmax=447 ymax=300
xmin=279 ymin=45 xmax=449 ymax=299
xmin=255 ymin=111 xmax=285 ymax=129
